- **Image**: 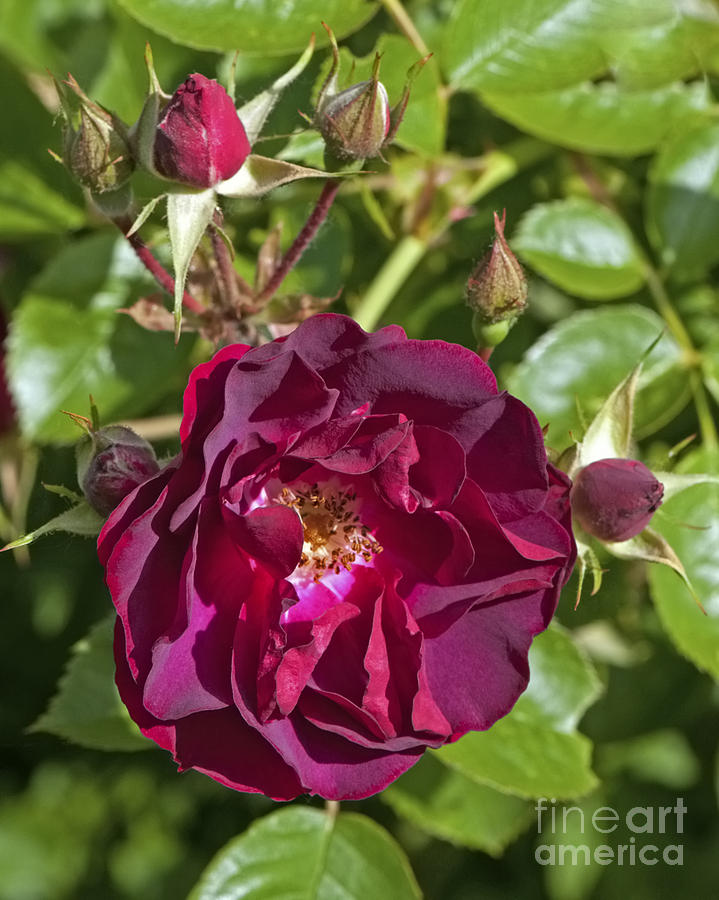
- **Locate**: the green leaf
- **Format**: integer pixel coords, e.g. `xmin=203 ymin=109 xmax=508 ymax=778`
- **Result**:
xmin=0 ymin=160 xmax=85 ymax=240
xmin=433 ymin=625 xmax=601 ymax=799
xmin=506 ymin=305 xmax=689 ymax=450
xmin=189 ymin=807 xmax=421 ymax=900
xmin=116 ymin=0 xmax=379 ymax=54
xmin=2 ymin=502 xmax=103 ymax=551
xmin=383 ymin=753 xmax=533 ymax=856
xmin=649 ymin=450 xmax=719 ymax=678
xmin=647 ymin=123 xmax=719 ymax=279
xmin=599 ymin=729 xmax=700 ymax=789
xmin=479 ymin=81 xmax=713 ymax=156
xmin=443 ymin=0 xmax=611 ymax=93
xmin=513 ymin=198 xmax=645 ymax=301
xmin=30 ymin=616 xmax=150 ymax=752
xmin=7 ymin=233 xmax=192 ymax=444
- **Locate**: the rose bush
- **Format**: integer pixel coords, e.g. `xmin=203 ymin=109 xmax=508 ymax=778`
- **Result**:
xmin=99 ymin=314 xmax=576 ymax=801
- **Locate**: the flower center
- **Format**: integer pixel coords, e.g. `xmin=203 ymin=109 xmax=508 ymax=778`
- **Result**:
xmin=277 ymin=483 xmax=382 ymax=582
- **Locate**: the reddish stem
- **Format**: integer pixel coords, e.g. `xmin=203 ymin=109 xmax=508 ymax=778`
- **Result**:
xmin=257 ymin=179 xmax=340 ymax=302
xmin=478 ymin=346 xmax=494 ymax=363
xmin=114 ymin=219 xmax=205 ymax=315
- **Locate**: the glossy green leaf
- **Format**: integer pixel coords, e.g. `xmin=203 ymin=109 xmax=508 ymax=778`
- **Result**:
xmin=514 ymin=198 xmax=645 ymax=300
xmin=433 ymin=625 xmax=601 ymax=799
xmin=647 ymin=123 xmax=719 ymax=278
xmin=480 ymin=81 xmax=712 ymax=156
xmin=506 ymin=305 xmax=689 ymax=450
xmin=30 ymin=616 xmax=149 ymax=752
xmin=443 ymin=0 xmax=619 ymax=93
xmin=649 ymin=450 xmax=719 ymax=678
xmin=7 ymin=233 xmax=191 ymax=444
xmin=189 ymin=807 xmax=421 ymax=900
xmin=116 ymin=0 xmax=378 ymax=54
xmin=383 ymin=754 xmax=532 ymax=856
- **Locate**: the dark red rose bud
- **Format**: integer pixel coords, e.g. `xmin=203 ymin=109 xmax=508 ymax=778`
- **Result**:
xmin=77 ymin=426 xmax=160 ymax=517
xmin=153 ymin=74 xmax=251 ymax=188
xmin=570 ymin=457 xmax=664 ymax=542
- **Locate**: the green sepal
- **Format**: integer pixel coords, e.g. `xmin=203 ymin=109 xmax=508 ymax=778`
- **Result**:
xmin=166 ymin=188 xmax=216 ymax=340
xmin=237 ymin=35 xmax=316 ymax=146
xmin=1 ymin=502 xmax=104 ymax=551
xmin=217 ymin=155 xmax=336 ymax=198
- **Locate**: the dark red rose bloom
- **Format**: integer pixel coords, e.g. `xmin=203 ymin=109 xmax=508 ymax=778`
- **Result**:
xmin=571 ymin=457 xmax=664 ymax=543
xmin=154 ymin=74 xmax=251 ymax=188
xmin=99 ymin=314 xmax=575 ymax=801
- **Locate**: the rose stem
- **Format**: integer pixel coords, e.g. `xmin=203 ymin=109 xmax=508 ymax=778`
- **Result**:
xmin=113 ymin=219 xmax=205 ymax=315
xmin=642 ymin=264 xmax=718 ymax=452
xmin=325 ymin=799 xmax=340 ymax=820
xmin=478 ymin=346 xmax=494 ymax=363
xmin=256 ymin=178 xmax=340 ymax=303
xmin=210 ymin=210 xmax=252 ymax=310
xmin=571 ymin=154 xmax=719 ymax=452
xmin=379 ymin=0 xmax=430 ymax=55
xmin=353 ymin=137 xmax=553 ymax=331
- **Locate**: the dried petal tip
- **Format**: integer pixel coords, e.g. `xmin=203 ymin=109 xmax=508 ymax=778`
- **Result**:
xmin=54 ymin=74 xmax=134 ymax=194
xmin=570 ymin=457 xmax=664 ymax=543
xmin=466 ymin=210 xmax=528 ymax=326
xmin=76 ymin=425 xmax=160 ymax=517
xmin=153 ymin=74 xmax=251 ymax=188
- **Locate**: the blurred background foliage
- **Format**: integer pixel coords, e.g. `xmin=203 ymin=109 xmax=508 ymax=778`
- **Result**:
xmin=1 ymin=0 xmax=719 ymax=898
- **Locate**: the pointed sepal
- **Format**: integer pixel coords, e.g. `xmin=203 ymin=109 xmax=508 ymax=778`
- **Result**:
xmin=237 ymin=35 xmax=316 ymax=146
xmin=166 ymin=188 xmax=216 ymax=339
xmin=217 ymin=155 xmax=335 ymax=198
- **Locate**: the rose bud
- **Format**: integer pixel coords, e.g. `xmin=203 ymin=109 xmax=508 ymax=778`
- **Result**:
xmin=467 ymin=210 xmax=527 ymax=342
xmin=54 ymin=75 xmax=134 ymax=194
xmin=570 ymin=457 xmax=664 ymax=542
xmin=153 ymin=74 xmax=251 ymax=188
xmin=316 ymin=54 xmax=391 ymax=162
xmin=76 ymin=425 xmax=160 ymax=517
xmin=315 ymin=24 xmax=429 ymax=165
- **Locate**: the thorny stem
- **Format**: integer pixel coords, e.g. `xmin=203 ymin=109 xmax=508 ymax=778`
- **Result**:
xmin=113 ymin=219 xmax=205 ymax=315
xmin=210 ymin=211 xmax=245 ymax=310
xmin=257 ymin=179 xmax=340 ymax=303
xmin=379 ymin=0 xmax=430 ymax=55
xmin=478 ymin=346 xmax=494 ymax=364
xmin=643 ymin=264 xmax=718 ymax=451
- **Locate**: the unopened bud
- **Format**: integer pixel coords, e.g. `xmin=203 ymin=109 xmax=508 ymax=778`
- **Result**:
xmin=152 ymin=74 xmax=251 ymax=188
xmin=55 ymin=75 xmax=134 ymax=193
xmin=315 ymin=23 xmax=429 ymax=165
xmin=76 ymin=425 xmax=160 ymax=516
xmin=317 ymin=55 xmax=390 ymax=162
xmin=466 ymin=211 xmax=527 ymax=325
xmin=570 ymin=458 xmax=664 ymax=542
